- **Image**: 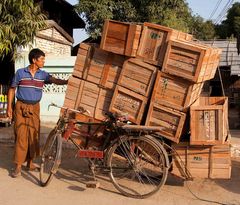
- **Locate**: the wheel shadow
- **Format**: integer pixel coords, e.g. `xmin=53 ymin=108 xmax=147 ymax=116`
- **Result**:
xmin=55 ymin=148 xmax=122 ymax=196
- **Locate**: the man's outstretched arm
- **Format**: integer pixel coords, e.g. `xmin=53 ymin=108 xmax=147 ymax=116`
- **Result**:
xmin=49 ymin=76 xmax=68 ymax=85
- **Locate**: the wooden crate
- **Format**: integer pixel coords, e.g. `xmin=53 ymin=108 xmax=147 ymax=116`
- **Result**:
xmin=85 ymin=47 xmax=125 ymax=89
xmin=63 ymin=76 xmax=114 ymax=121
xmin=137 ymin=22 xmax=193 ymax=66
xmin=190 ymin=97 xmax=228 ymax=145
xmin=172 ymin=143 xmax=231 ymax=179
xmin=65 ymin=113 xmax=105 ymax=149
xmin=109 ymin=86 xmax=148 ymax=124
xmin=73 ymin=43 xmax=125 ymax=89
xmin=162 ymin=40 xmax=222 ymax=83
xmin=63 ymin=76 xmax=82 ymax=109
xmin=117 ymin=58 xmax=157 ymax=97
xmin=72 ymin=43 xmax=94 ymax=79
xmin=151 ymin=71 xmax=203 ymax=111
xmin=67 ymin=113 xmax=104 ymax=136
xmin=100 ymin=20 xmax=142 ymax=56
xmin=145 ymin=103 xmax=186 ymax=143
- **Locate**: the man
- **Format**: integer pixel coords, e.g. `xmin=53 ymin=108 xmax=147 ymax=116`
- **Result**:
xmin=7 ymin=48 xmax=68 ymax=177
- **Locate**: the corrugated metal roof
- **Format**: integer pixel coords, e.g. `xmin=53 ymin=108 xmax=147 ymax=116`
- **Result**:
xmin=202 ymin=40 xmax=240 ymax=76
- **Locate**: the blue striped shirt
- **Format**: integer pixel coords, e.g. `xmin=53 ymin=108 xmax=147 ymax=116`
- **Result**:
xmin=11 ymin=66 xmax=51 ymax=104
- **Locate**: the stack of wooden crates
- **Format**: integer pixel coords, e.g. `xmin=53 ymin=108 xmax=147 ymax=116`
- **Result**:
xmin=63 ymin=20 xmax=231 ymax=179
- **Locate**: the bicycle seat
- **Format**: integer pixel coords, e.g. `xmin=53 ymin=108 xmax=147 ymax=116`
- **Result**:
xmin=122 ymin=125 xmax=163 ymax=131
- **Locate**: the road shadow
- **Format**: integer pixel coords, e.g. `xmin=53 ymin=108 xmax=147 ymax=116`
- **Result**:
xmin=55 ymin=148 xmax=121 ymax=196
xmin=0 ymin=143 xmax=41 ymax=185
xmin=165 ymin=174 xmax=185 ymax=186
xmin=214 ymin=159 xmax=240 ymax=195
xmin=0 ymin=143 xmax=15 ymax=176
xmin=0 ymin=124 xmax=15 ymax=144
xmin=54 ymin=147 xmax=188 ymax=196
xmin=0 ymin=124 xmax=55 ymax=185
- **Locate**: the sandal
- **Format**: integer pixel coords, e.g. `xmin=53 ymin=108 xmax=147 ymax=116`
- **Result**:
xmin=11 ymin=167 xmax=22 ymax=178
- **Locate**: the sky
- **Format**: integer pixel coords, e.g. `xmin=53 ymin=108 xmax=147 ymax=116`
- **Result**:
xmin=66 ymin=0 xmax=239 ymax=45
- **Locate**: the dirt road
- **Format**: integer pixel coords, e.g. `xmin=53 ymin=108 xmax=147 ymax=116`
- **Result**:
xmin=0 ymin=143 xmax=240 ymax=205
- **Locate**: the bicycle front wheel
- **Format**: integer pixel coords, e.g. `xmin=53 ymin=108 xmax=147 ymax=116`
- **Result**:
xmin=107 ymin=134 xmax=168 ymax=198
xmin=40 ymin=129 xmax=62 ymax=187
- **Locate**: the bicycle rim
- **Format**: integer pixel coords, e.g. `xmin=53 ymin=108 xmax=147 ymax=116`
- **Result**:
xmin=40 ymin=130 xmax=62 ymax=187
xmin=107 ymin=135 xmax=168 ymax=198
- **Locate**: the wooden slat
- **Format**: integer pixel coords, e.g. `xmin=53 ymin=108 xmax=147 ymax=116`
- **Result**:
xmin=172 ymin=143 xmax=231 ymax=179
xmin=100 ymin=20 xmax=142 ymax=56
xmin=117 ymin=58 xmax=157 ymax=97
xmin=109 ymin=85 xmax=148 ymax=124
xmin=137 ymin=22 xmax=193 ymax=66
xmin=150 ymin=71 xmax=203 ymax=111
xmin=63 ymin=76 xmax=114 ymax=121
xmin=190 ymin=97 xmax=228 ymax=145
xmin=73 ymin=45 xmax=125 ymax=89
xmin=72 ymin=43 xmax=94 ymax=79
xmin=162 ymin=40 xmax=222 ymax=83
xmin=145 ymin=103 xmax=186 ymax=143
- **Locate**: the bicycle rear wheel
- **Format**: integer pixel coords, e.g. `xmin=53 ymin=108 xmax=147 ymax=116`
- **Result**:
xmin=107 ymin=134 xmax=168 ymax=198
xmin=40 ymin=129 xmax=62 ymax=187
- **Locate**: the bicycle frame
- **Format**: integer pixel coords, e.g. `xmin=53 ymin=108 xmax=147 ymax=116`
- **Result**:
xmin=48 ymin=103 xmax=125 ymax=160
xmin=41 ymin=103 xmax=171 ymax=198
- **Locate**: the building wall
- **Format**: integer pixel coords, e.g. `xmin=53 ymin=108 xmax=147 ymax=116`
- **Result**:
xmin=35 ymin=37 xmax=71 ymax=56
xmin=35 ymin=27 xmax=72 ymax=56
xmin=38 ymin=27 xmax=70 ymax=44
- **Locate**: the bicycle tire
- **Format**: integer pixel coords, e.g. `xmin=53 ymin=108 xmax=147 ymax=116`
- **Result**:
xmin=40 ymin=129 xmax=62 ymax=187
xmin=107 ymin=134 xmax=168 ymax=199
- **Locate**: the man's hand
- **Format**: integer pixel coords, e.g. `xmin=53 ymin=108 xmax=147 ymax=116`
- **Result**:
xmin=7 ymin=87 xmax=16 ymax=120
xmin=49 ymin=76 xmax=68 ymax=85
xmin=7 ymin=107 xmax=13 ymax=120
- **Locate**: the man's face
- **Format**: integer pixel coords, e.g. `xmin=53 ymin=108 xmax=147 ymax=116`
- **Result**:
xmin=33 ymin=56 xmax=45 ymax=68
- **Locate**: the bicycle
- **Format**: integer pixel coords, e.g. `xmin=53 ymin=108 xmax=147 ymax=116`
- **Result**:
xmin=39 ymin=103 xmax=169 ymax=199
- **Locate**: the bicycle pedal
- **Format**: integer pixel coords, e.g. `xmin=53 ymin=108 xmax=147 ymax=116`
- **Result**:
xmin=86 ymin=181 xmax=100 ymax=188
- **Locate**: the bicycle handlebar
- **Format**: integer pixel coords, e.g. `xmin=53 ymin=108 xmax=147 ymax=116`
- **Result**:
xmin=48 ymin=102 xmax=91 ymax=115
xmin=48 ymin=103 xmax=129 ymax=123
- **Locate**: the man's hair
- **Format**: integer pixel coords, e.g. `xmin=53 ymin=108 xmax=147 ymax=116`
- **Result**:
xmin=28 ymin=48 xmax=45 ymax=64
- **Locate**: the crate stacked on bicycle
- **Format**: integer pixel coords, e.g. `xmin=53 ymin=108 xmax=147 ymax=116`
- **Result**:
xmin=63 ymin=19 xmax=231 ymax=179
xmin=64 ymin=19 xmax=224 ymax=139
xmin=64 ymin=43 xmax=125 ymax=121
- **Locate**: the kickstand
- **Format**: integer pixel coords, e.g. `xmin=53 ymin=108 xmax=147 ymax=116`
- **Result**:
xmin=86 ymin=162 xmax=100 ymax=188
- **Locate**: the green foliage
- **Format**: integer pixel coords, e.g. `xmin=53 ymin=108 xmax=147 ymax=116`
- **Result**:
xmin=216 ymin=2 xmax=240 ymax=38
xmin=0 ymin=0 xmax=46 ymax=59
xmin=161 ymin=10 xmax=190 ymax=33
xmin=76 ymin=0 xmax=193 ymax=38
xmin=190 ymin=16 xmax=215 ymax=40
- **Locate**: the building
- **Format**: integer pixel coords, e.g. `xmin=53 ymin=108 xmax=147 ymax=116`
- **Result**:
xmin=203 ymin=40 xmax=240 ymax=129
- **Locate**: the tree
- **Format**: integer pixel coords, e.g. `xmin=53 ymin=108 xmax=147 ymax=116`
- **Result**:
xmin=190 ymin=16 xmax=215 ymax=40
xmin=0 ymin=0 xmax=46 ymax=59
xmin=76 ymin=0 xmax=193 ymax=38
xmin=216 ymin=2 xmax=240 ymax=38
